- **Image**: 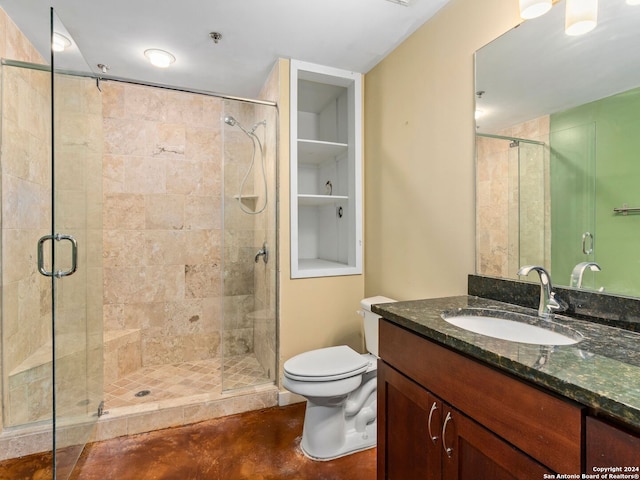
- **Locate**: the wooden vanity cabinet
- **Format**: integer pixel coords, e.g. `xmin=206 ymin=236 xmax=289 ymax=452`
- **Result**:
xmin=586 ymin=417 xmax=640 ymax=468
xmin=378 ymin=320 xmax=585 ymax=479
xmin=378 ymin=362 xmax=550 ymax=480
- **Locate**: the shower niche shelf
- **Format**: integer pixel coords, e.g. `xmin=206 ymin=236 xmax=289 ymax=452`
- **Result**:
xmin=290 ymin=60 xmax=362 ymax=279
xmin=233 ymin=194 xmax=259 ymax=212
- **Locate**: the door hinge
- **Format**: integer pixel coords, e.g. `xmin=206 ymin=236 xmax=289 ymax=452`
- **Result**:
xmin=97 ymin=400 xmax=108 ymax=417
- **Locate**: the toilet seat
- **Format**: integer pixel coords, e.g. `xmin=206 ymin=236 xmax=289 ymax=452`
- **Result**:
xmin=284 ymin=345 xmax=369 ymax=382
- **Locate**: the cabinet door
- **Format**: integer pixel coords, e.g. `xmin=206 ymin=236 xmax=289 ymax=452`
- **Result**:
xmin=441 ymin=405 xmax=552 ymax=480
xmin=378 ymin=362 xmax=441 ymax=480
xmin=587 ymin=417 xmax=640 ymax=468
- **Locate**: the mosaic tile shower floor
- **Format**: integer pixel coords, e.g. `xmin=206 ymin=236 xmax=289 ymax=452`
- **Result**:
xmin=104 ymin=354 xmax=271 ymax=409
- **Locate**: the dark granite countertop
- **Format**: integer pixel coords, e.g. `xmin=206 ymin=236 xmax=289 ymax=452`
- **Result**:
xmin=373 ymin=295 xmax=640 ymax=431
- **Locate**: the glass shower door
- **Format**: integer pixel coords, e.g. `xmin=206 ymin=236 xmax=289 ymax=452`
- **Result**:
xmin=221 ymin=100 xmax=277 ymax=392
xmin=48 ymin=10 xmax=104 ymax=478
xmin=518 ymin=140 xmax=548 ymax=269
xmin=550 ymin=122 xmax=597 ymax=288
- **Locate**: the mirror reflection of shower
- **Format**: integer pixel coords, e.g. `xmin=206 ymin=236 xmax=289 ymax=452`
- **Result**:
xmin=224 ymin=115 xmax=268 ymax=215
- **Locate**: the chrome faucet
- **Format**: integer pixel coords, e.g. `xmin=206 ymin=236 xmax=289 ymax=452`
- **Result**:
xmin=569 ymin=262 xmax=601 ymax=288
xmin=517 ymin=265 xmax=566 ymax=318
xmin=255 ymin=242 xmax=269 ymax=264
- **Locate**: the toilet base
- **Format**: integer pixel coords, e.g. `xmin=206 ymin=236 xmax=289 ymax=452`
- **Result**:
xmin=298 ymin=377 xmax=377 ymax=461
xmin=301 ymin=418 xmax=377 ymax=461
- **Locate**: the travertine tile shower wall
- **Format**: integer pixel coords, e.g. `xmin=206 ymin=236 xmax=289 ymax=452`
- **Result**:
xmin=0 ymin=6 xmax=50 ymax=433
xmin=102 ymin=82 xmax=224 ymax=382
xmin=1 ymin=66 xmax=52 ymax=427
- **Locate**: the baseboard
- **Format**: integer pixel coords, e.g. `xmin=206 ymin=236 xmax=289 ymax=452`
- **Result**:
xmin=278 ymin=390 xmax=305 ymax=406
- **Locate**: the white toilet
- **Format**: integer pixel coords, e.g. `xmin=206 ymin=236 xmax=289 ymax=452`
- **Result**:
xmin=283 ymin=295 xmax=396 ymax=460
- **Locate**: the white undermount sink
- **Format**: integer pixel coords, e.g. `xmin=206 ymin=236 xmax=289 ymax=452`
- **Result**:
xmin=441 ymin=309 xmax=583 ymax=346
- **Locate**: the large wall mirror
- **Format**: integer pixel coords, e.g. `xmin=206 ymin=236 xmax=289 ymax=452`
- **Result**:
xmin=475 ymin=0 xmax=640 ymax=298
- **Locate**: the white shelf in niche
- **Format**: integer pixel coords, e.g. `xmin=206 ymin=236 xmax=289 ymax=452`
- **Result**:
xmin=290 ymin=60 xmax=362 ymax=279
xmin=298 ymin=194 xmax=348 ymax=206
xmin=298 ymin=258 xmax=349 ymax=271
xmin=298 ymin=139 xmax=348 ymax=165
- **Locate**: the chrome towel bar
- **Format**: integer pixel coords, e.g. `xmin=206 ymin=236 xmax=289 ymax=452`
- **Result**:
xmin=613 ymin=204 xmax=640 ymax=215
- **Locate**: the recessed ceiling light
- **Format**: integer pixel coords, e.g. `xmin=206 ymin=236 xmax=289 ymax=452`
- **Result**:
xmin=52 ymin=33 xmax=71 ymax=52
xmin=144 ymin=49 xmax=176 ymax=68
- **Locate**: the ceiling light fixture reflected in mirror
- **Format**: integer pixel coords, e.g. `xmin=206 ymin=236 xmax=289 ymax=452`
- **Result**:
xmin=518 ymin=0 xmax=602 ymax=37
xmin=519 ymin=0 xmax=552 ymax=19
xmin=144 ymin=49 xmax=176 ymax=68
xmin=565 ymin=0 xmax=598 ymax=36
xmin=52 ymin=32 xmax=71 ymax=52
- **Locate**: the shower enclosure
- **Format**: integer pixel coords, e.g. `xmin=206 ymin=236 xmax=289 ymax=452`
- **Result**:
xmin=0 ymin=9 xmax=277 ymax=478
xmin=98 ymin=85 xmax=278 ymax=408
xmin=476 ymin=133 xmax=549 ymax=279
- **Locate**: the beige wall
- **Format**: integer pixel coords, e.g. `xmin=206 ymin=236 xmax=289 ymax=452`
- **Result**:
xmin=364 ymin=0 xmax=520 ymax=301
xmin=277 ymin=59 xmax=366 ymax=385
xmin=277 ymin=0 xmax=521 ymax=383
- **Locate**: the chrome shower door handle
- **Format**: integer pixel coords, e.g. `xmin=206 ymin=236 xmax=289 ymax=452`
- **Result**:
xmin=37 ymin=235 xmax=53 ymax=277
xmin=38 ymin=234 xmax=78 ymax=278
xmin=582 ymin=232 xmax=594 ymax=255
xmin=56 ymin=234 xmax=78 ymax=277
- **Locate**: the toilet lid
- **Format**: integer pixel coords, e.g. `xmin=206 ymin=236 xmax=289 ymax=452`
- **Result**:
xmin=284 ymin=345 xmax=370 ymax=382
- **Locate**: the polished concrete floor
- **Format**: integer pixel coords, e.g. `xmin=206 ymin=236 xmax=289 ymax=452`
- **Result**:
xmin=0 ymin=403 xmax=377 ymax=480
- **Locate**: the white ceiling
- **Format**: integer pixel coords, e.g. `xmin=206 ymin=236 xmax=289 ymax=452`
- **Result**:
xmin=1 ymin=0 xmax=450 ymax=99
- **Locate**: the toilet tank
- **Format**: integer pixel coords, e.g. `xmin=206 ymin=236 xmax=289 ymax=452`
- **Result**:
xmin=359 ymin=296 xmax=396 ymax=356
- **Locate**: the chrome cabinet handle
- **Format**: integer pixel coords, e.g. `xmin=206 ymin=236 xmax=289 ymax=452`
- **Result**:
xmin=582 ymin=232 xmax=594 ymax=255
xmin=427 ymin=401 xmax=439 ymax=445
xmin=38 ymin=234 xmax=78 ymax=278
xmin=442 ymin=411 xmax=454 ymax=458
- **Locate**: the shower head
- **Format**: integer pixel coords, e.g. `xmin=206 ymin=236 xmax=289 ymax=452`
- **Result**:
xmin=224 ymin=115 xmax=266 ymax=135
xmin=224 ymin=115 xmax=238 ymax=127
